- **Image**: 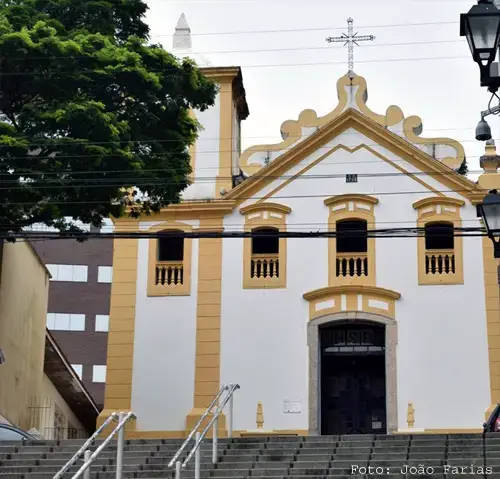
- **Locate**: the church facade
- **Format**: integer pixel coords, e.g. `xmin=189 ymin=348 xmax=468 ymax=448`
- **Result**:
xmin=99 ymin=66 xmax=500 ymax=437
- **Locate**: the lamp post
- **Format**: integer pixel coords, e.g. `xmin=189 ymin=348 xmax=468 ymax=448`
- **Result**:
xmin=461 ymin=0 xmax=500 ymax=90
xmin=478 ymin=190 xmax=500 ymax=257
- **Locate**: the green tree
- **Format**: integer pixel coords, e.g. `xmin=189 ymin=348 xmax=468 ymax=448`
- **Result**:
xmin=0 ymin=0 xmax=217 ymax=232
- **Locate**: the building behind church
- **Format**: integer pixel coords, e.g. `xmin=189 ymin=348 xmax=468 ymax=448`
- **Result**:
xmin=97 ymin=15 xmax=500 ymax=438
xmin=0 ymin=240 xmax=99 ymax=439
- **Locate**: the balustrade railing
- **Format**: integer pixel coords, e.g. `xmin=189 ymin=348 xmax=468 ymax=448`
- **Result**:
xmin=336 ymin=252 xmax=369 ymax=278
xmin=250 ymin=254 xmax=279 ymax=279
xmin=155 ymin=261 xmax=184 ymax=286
xmin=425 ymin=249 xmax=456 ymax=276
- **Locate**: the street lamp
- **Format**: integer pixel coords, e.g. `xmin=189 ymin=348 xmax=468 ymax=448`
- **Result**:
xmin=478 ymin=189 xmax=500 ymax=257
xmin=461 ymin=0 xmax=500 ymax=90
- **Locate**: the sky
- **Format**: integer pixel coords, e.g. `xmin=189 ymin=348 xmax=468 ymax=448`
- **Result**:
xmin=144 ymin=0 xmax=497 ymax=179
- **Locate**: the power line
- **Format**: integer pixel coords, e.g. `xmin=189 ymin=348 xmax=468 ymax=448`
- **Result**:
xmin=0 ymin=187 xmax=485 ymax=207
xmin=0 ymin=127 xmax=480 ymax=149
xmin=1 ymin=227 xmax=486 ymax=241
xmin=0 ymin=168 xmax=489 ymax=190
xmin=150 ymin=20 xmax=460 ymax=38
xmin=18 ymin=217 xmax=491 ymax=230
xmin=0 ymin=55 xmax=478 ymax=76
xmin=0 ymin=135 xmax=490 ymax=164
xmin=1 ymin=39 xmax=465 ymax=61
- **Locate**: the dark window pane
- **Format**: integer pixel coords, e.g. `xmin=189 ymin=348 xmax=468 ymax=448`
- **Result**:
xmin=252 ymin=228 xmax=279 ymax=255
xmin=425 ymin=222 xmax=454 ymax=250
xmin=158 ymin=230 xmax=184 ymax=261
xmin=336 ymin=220 xmax=368 ymax=253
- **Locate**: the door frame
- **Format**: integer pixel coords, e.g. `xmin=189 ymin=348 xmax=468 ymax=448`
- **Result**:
xmin=307 ymin=311 xmax=398 ymax=435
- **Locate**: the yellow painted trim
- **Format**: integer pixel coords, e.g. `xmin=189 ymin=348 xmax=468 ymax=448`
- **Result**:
xmin=303 ymin=285 xmax=401 ymax=320
xmin=226 ymin=108 xmax=483 ymax=206
xmin=412 ymin=197 xmax=466 ymax=210
xmin=118 ymin=201 xmax=236 ymax=223
xmin=325 ymin=195 xmax=378 ymax=286
xmin=216 ymin=78 xmax=234 ymax=196
xmin=147 ymin=221 xmax=193 ymax=297
xmin=242 ymin=204 xmax=290 ymax=289
xmin=483 ymin=240 xmax=500 ymax=411
xmin=240 ymin=202 xmax=292 ymax=216
xmin=200 ymin=67 xmax=241 ymax=81
xmin=98 ymin=222 xmax=140 ymax=426
xmin=238 ymin=74 xmax=464 ymax=176
xmin=186 ymin=217 xmax=226 ymax=432
xmin=324 ymin=194 xmax=379 ymax=207
xmin=403 ymin=116 xmax=465 ymax=170
xmin=414 ymin=198 xmax=464 ymax=286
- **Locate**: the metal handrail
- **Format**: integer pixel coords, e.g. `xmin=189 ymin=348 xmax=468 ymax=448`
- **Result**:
xmin=70 ymin=411 xmax=136 ymax=479
xmin=167 ymin=384 xmax=230 ymax=468
xmin=182 ymin=384 xmax=240 ymax=468
xmin=52 ymin=412 xmax=119 ymax=479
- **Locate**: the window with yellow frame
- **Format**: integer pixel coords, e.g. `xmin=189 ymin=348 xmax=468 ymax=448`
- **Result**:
xmin=240 ymin=202 xmax=291 ymax=289
xmin=147 ymin=222 xmax=193 ymax=296
xmin=412 ymin=197 xmax=465 ymax=286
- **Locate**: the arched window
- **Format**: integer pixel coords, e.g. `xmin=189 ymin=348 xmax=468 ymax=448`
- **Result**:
xmin=250 ymin=227 xmax=280 ymax=279
xmin=424 ymin=222 xmax=454 ymax=251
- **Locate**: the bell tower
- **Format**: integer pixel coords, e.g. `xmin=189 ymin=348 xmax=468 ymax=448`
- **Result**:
xmin=171 ymin=14 xmax=249 ymax=200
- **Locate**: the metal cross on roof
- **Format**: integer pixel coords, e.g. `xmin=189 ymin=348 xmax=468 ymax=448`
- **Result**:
xmin=326 ymin=18 xmax=375 ymax=78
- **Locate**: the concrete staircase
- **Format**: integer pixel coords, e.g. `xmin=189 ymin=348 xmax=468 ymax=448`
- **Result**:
xmin=1 ymin=433 xmax=500 ymax=478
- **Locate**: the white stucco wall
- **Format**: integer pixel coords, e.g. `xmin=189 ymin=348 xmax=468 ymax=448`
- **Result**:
xmin=182 ymin=93 xmax=221 ymax=200
xmin=219 ymin=129 xmax=490 ymax=432
xmin=131 ymin=220 xmax=200 ymax=431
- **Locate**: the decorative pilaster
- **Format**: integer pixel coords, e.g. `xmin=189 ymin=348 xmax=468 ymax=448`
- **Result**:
xmin=478 ymin=140 xmax=500 ymax=189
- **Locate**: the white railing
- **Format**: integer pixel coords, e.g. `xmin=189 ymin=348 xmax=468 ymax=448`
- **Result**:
xmin=52 ymin=413 xmax=118 ymax=479
xmin=52 ymin=411 xmax=136 ymax=479
xmin=168 ymin=384 xmax=240 ymax=479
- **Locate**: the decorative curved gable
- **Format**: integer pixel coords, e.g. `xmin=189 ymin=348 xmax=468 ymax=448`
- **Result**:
xmin=239 ymin=74 xmax=465 ymax=176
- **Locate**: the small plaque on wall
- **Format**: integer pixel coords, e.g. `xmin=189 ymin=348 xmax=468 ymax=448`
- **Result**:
xmin=346 ymin=174 xmax=358 ymax=183
xmin=283 ymin=400 xmax=302 ymax=414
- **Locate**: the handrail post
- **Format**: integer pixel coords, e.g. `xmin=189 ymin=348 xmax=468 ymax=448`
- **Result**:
xmin=116 ymin=412 xmax=126 ymax=479
xmin=167 ymin=384 xmax=229 ymax=469
xmin=176 ymin=460 xmax=182 ymax=479
xmin=83 ymin=450 xmax=91 ymax=479
xmin=52 ymin=412 xmax=118 ymax=479
xmin=227 ymin=393 xmax=234 ymax=438
xmin=195 ymin=432 xmax=201 ymax=479
xmin=212 ymin=417 xmax=218 ymax=464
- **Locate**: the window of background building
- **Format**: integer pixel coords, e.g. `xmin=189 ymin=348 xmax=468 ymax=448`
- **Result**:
xmin=97 ymin=266 xmax=113 ymax=283
xmin=95 ymin=315 xmax=110 ymax=332
xmin=46 ymin=313 xmax=86 ymax=331
xmin=46 ymin=264 xmax=88 ymax=282
xmin=93 ymin=365 xmax=107 ymax=383
xmin=71 ymin=364 xmax=83 ymax=380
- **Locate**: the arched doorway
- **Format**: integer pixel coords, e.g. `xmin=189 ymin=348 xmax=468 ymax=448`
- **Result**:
xmin=320 ymin=321 xmax=386 ymax=435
